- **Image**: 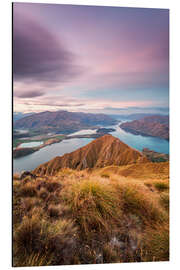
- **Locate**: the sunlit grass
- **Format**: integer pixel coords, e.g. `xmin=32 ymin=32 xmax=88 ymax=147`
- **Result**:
xmin=13 ymin=163 xmax=169 ymax=265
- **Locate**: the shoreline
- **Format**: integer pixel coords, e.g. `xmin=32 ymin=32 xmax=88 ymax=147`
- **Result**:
xmin=13 ymin=127 xmax=116 ymax=159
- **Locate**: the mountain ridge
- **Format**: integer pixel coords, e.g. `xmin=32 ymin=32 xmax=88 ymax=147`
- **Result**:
xmin=33 ymin=134 xmax=148 ymax=176
xmin=14 ymin=110 xmax=117 ymax=134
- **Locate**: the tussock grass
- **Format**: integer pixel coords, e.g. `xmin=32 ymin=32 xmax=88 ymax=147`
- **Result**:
xmin=62 ymin=178 xmax=121 ymax=236
xmin=102 ymin=243 xmax=120 ymax=263
xmin=19 ymin=183 xmax=37 ymax=197
xmin=13 ymin=164 xmax=169 ymax=265
xmin=46 ymin=180 xmax=62 ymax=193
xmin=38 ymin=187 xmax=49 ymax=200
xmin=141 ymin=223 xmax=169 ymax=261
xmin=13 ymin=214 xmax=78 ymax=267
xmin=47 ymin=204 xmax=70 ymax=219
xmin=160 ymin=192 xmax=169 ymax=211
xmin=114 ymin=182 xmax=166 ymax=225
xmin=46 ymin=191 xmax=61 ymax=205
xmin=21 ymin=197 xmax=42 ymax=213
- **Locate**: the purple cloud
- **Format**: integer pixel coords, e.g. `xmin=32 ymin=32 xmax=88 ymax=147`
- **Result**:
xmin=13 ymin=11 xmax=81 ymax=84
xmin=15 ymin=90 xmax=44 ymax=98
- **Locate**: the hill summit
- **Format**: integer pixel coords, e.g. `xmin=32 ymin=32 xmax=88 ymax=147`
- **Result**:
xmin=33 ymin=135 xmax=147 ymax=176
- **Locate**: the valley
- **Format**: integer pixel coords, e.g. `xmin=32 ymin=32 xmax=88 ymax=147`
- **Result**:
xmin=13 ymin=119 xmax=169 ymax=173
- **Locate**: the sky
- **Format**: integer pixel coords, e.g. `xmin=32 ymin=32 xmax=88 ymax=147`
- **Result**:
xmin=13 ymin=3 xmax=169 ymax=115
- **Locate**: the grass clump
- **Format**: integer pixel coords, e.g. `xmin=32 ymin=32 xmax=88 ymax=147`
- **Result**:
xmin=159 ymin=192 xmax=169 ymax=211
xmin=63 ymin=179 xmax=121 ymax=236
xmin=38 ymin=187 xmax=49 ymax=200
xmin=47 ymin=204 xmax=68 ymax=219
xmin=19 ymin=183 xmax=37 ymax=197
xmin=141 ymin=223 xmax=169 ymax=261
xmin=115 ymin=182 xmax=165 ymax=225
xmin=102 ymin=243 xmax=120 ymax=263
xmin=46 ymin=180 xmax=62 ymax=193
xmin=153 ymin=181 xmax=169 ymax=192
xmin=13 ymin=214 xmax=78 ymax=266
xmin=21 ymin=197 xmax=42 ymax=213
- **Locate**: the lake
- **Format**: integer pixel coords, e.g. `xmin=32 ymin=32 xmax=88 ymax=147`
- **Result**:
xmin=67 ymin=129 xmax=97 ymax=137
xmin=13 ymin=137 xmax=93 ymax=173
xmin=109 ymin=123 xmax=169 ymax=154
xmin=13 ymin=122 xmax=169 ymax=173
xmin=19 ymin=141 xmax=44 ymax=148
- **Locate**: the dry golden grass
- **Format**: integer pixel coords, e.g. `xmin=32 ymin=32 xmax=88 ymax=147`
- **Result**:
xmin=62 ymin=178 xmax=122 ymax=236
xmin=98 ymin=162 xmax=169 ymax=181
xmin=141 ymin=223 xmax=169 ymax=261
xmin=13 ymin=162 xmax=169 ymax=265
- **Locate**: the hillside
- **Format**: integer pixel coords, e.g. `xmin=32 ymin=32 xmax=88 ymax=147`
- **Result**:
xmin=33 ymin=135 xmax=148 ymax=175
xmin=14 ymin=110 xmax=117 ymax=134
xmin=13 ymin=160 xmax=169 ymax=266
xmin=120 ymin=115 xmax=169 ymax=140
xmin=13 ymin=112 xmax=34 ymax=123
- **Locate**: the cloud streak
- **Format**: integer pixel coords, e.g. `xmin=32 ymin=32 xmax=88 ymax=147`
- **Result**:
xmin=15 ymin=90 xmax=44 ymax=98
xmin=13 ymin=11 xmax=82 ymax=85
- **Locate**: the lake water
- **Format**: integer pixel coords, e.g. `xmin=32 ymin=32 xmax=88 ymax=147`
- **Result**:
xmin=109 ymin=124 xmax=169 ymax=154
xmin=67 ymin=129 xmax=97 ymax=136
xmin=19 ymin=141 xmax=44 ymax=148
xmin=13 ymin=138 xmax=93 ymax=173
xmin=13 ymin=122 xmax=169 ymax=173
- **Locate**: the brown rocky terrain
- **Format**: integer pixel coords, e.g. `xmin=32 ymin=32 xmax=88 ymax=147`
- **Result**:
xmin=33 ymin=134 xmax=148 ymax=176
xmin=120 ymin=115 xmax=169 ymax=140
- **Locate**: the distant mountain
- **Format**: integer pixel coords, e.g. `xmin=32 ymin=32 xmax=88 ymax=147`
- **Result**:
xmin=33 ymin=134 xmax=147 ymax=176
xmin=110 ymin=113 xmax=166 ymax=121
xmin=14 ymin=110 xmax=117 ymax=133
xmin=120 ymin=115 xmax=169 ymax=140
xmin=13 ymin=112 xmax=34 ymax=123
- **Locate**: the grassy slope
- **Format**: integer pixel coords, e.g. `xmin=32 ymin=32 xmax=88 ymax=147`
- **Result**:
xmin=13 ymin=162 xmax=169 ymax=266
